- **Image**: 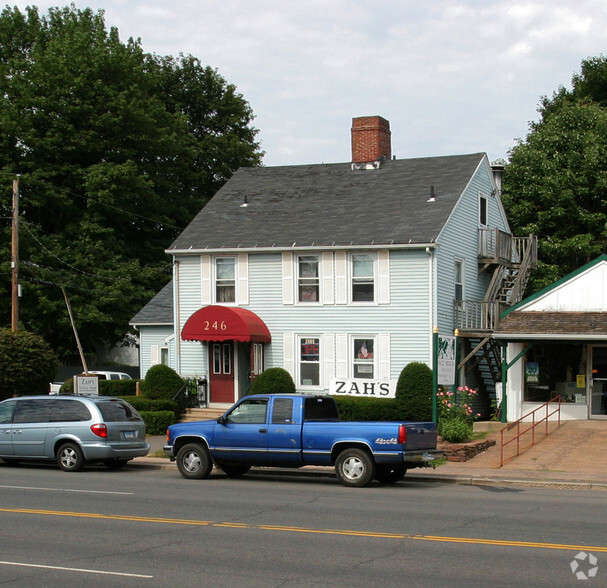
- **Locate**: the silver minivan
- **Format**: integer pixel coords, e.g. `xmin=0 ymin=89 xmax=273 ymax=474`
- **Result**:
xmin=0 ymin=395 xmax=149 ymax=471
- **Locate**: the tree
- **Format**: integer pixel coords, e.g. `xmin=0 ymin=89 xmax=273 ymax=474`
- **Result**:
xmin=503 ymin=56 xmax=607 ymax=291
xmin=0 ymin=5 xmax=262 ymax=358
xmin=0 ymin=328 xmax=58 ymax=399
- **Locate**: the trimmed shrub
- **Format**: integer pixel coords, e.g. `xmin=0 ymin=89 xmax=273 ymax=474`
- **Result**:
xmin=61 ymin=378 xmax=139 ymax=396
xmin=140 ymin=410 xmax=176 ymax=435
xmin=395 ymin=361 xmax=433 ymax=422
xmin=142 ymin=364 xmax=185 ymax=400
xmin=120 ymin=396 xmax=179 ymax=417
xmin=249 ymin=367 xmax=296 ymax=395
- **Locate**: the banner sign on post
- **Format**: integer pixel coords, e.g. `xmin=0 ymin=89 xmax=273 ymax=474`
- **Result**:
xmin=437 ymin=335 xmax=456 ymax=386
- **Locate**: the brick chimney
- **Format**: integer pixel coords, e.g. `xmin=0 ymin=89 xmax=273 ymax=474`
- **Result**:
xmin=351 ymin=116 xmax=391 ymax=163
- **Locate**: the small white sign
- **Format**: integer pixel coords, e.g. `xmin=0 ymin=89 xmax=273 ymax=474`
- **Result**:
xmin=438 ymin=335 xmax=456 ymax=386
xmin=330 ymin=378 xmax=397 ymax=398
xmin=75 ymin=375 xmax=99 ymax=395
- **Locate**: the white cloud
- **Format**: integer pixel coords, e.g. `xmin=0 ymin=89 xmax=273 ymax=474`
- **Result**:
xmin=7 ymin=0 xmax=607 ymax=165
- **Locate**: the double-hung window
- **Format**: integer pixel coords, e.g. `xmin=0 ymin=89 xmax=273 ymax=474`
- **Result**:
xmin=299 ymin=337 xmax=320 ymax=386
xmin=298 ymin=255 xmax=319 ymax=302
xmin=353 ymin=337 xmax=374 ymax=379
xmin=454 ymin=260 xmax=463 ymax=301
xmin=215 ymin=257 xmax=235 ymax=303
xmin=352 ymin=254 xmax=374 ymax=302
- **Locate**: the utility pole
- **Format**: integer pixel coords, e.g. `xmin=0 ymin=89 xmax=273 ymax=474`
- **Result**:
xmin=11 ymin=175 xmax=20 ymax=332
xmin=62 ymin=287 xmax=89 ymax=374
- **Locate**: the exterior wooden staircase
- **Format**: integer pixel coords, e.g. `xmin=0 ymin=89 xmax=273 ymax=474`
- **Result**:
xmin=454 ymin=229 xmax=538 ymax=417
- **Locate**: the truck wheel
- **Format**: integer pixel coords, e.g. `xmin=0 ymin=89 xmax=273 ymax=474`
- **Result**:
xmin=56 ymin=442 xmax=85 ymax=472
xmin=375 ymin=464 xmax=407 ymax=484
xmin=335 ymin=448 xmax=375 ymax=487
xmin=176 ymin=443 xmax=213 ymax=480
xmin=218 ymin=463 xmax=251 ymax=477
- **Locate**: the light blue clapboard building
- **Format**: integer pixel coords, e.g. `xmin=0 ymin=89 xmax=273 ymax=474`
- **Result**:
xmin=131 ymin=116 xmax=536 ymax=414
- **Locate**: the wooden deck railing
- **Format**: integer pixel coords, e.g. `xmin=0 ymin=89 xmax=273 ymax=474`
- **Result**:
xmin=499 ymin=395 xmax=562 ymax=467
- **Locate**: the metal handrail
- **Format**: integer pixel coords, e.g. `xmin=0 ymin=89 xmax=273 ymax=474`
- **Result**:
xmin=499 ymin=395 xmax=562 ymax=467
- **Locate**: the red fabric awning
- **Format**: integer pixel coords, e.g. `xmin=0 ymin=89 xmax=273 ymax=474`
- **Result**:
xmin=181 ymin=305 xmax=271 ymax=343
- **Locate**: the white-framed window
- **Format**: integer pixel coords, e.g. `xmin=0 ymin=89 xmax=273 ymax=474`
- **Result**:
xmin=479 ymin=193 xmax=488 ymax=227
xmin=454 ymin=259 xmax=464 ymax=301
xmin=351 ymin=253 xmax=375 ymax=302
xmin=299 ymin=336 xmax=321 ymax=387
xmin=160 ymin=347 xmax=169 ymax=366
xmin=352 ymin=337 xmax=375 ymax=379
xmin=298 ymin=255 xmax=320 ymax=303
xmin=215 ymin=257 xmax=236 ymax=303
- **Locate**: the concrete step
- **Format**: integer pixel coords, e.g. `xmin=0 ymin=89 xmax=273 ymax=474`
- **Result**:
xmin=180 ymin=407 xmax=225 ymax=422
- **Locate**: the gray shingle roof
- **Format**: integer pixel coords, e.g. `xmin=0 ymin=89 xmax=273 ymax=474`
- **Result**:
xmin=168 ymin=153 xmax=485 ymax=251
xmin=130 ymin=281 xmax=173 ymax=326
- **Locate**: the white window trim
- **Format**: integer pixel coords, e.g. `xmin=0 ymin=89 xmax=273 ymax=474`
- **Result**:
xmin=349 ymin=252 xmax=377 ymax=305
xmin=455 ymin=258 xmax=464 ymax=301
xmin=297 ymin=334 xmax=323 ymax=389
xmin=296 ymin=254 xmax=322 ymax=305
xmin=350 ymin=335 xmax=377 ymax=379
xmin=479 ymin=191 xmax=488 ymax=228
xmin=213 ymin=255 xmax=238 ymax=306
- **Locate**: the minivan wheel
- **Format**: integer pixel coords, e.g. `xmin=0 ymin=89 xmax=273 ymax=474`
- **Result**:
xmin=57 ymin=443 xmax=85 ymax=472
xmin=176 ymin=443 xmax=213 ymax=479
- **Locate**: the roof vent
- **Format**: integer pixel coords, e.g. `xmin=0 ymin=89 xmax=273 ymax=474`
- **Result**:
xmin=427 ymin=186 xmax=436 ymax=202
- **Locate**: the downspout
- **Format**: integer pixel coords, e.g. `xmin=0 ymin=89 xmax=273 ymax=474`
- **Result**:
xmin=426 ymin=247 xmax=435 ymax=346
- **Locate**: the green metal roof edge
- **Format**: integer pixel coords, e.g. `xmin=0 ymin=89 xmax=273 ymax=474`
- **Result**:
xmin=500 ymin=254 xmax=607 ymax=319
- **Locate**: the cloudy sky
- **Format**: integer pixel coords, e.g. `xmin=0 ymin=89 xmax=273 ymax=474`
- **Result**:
xmin=10 ymin=1 xmax=607 ymax=166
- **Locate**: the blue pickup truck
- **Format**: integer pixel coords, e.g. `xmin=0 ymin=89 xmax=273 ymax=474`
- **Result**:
xmin=165 ymin=394 xmax=443 ymax=487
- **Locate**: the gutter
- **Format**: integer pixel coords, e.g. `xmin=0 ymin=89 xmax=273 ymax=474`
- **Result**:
xmin=166 ymin=243 xmax=438 ymax=255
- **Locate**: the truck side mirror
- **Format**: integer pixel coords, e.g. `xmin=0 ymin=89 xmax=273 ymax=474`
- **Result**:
xmin=217 ymin=415 xmax=227 ymax=425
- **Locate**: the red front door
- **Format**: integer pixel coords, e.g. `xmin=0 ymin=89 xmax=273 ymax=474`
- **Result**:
xmin=209 ymin=342 xmax=234 ymax=403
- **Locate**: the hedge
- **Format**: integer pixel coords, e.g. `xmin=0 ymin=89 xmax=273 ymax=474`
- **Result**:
xmin=139 ymin=411 xmax=175 ymax=436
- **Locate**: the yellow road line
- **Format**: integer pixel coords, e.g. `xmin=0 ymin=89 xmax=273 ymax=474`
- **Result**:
xmin=1 ymin=507 xmax=606 ymax=553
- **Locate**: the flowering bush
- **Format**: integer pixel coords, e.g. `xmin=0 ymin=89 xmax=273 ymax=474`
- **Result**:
xmin=437 ymin=386 xmax=481 ymax=442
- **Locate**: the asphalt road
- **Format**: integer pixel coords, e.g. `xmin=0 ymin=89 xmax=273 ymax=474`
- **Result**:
xmin=0 ymin=461 xmax=605 ymax=587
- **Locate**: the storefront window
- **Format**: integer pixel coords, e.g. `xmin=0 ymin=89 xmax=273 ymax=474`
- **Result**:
xmin=523 ymin=343 xmax=586 ymax=404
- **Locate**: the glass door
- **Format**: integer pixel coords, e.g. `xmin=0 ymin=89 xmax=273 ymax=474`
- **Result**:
xmin=591 ymin=347 xmax=607 ymax=417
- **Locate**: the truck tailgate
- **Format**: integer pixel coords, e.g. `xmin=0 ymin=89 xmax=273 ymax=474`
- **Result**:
xmin=404 ymin=423 xmax=438 ymax=450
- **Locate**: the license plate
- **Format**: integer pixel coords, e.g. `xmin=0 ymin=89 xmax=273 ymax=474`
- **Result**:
xmin=123 ymin=431 xmax=135 ymax=439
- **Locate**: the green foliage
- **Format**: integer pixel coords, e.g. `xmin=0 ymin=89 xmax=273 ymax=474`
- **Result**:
xmin=503 ymin=55 xmax=607 ymax=292
xmin=249 ymin=368 xmax=296 ymax=395
xmin=0 ymin=5 xmax=262 ymax=359
xmin=334 ymin=396 xmax=408 ymax=421
xmin=142 ymin=364 xmax=184 ymax=400
xmin=0 ymin=328 xmax=58 ymax=399
xmin=395 ymin=362 xmax=433 ymax=422
xmin=60 ymin=378 xmax=139 ymax=397
xmin=139 ymin=410 xmax=176 ymax=435
xmin=439 ymin=418 xmax=473 ymax=443
xmin=437 ymin=386 xmax=479 ymax=442
xmin=122 ymin=396 xmax=179 ymax=418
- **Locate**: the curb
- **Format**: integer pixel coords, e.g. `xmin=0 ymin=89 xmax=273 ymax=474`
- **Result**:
xmin=132 ymin=458 xmax=607 ymax=490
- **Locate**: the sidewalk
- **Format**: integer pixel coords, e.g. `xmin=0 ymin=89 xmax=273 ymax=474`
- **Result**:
xmin=136 ymin=421 xmax=607 ymax=490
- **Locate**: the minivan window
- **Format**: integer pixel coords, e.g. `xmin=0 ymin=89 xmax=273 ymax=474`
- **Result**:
xmin=13 ymin=399 xmax=52 ymax=423
xmin=97 ymin=400 xmax=142 ymax=422
xmin=0 ymin=400 xmax=16 ymax=424
xmin=49 ymin=399 xmax=91 ymax=422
